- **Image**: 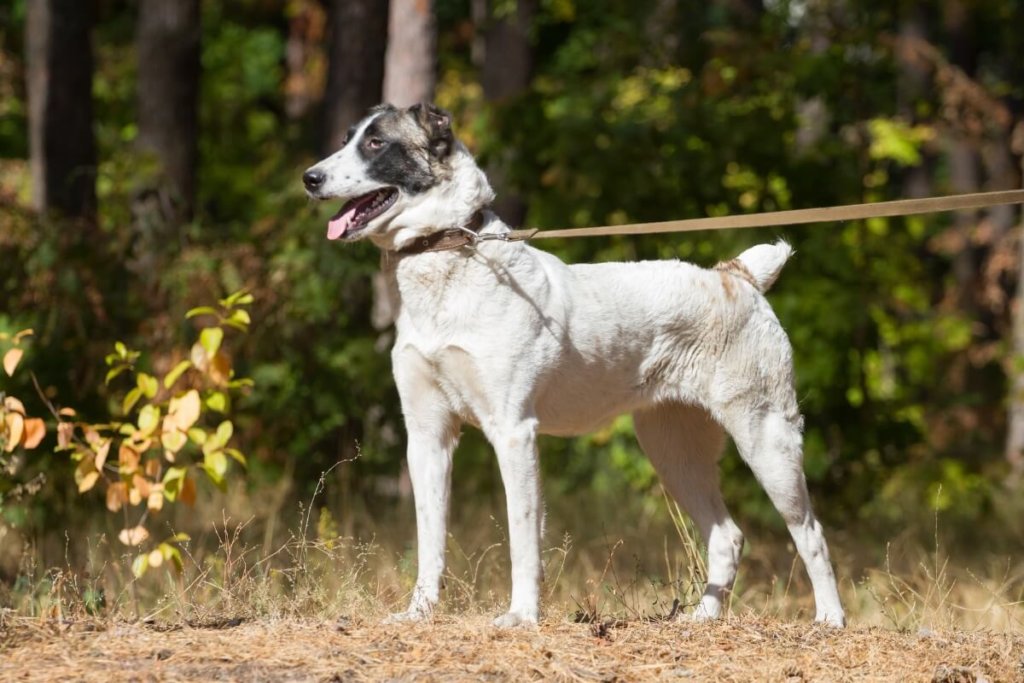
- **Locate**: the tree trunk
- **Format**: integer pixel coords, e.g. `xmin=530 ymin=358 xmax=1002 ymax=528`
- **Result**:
xmin=478 ymin=0 xmax=535 ymax=227
xmin=1007 ymin=121 xmax=1024 ymax=483
xmin=26 ymin=0 xmax=97 ymax=220
xmin=897 ymin=2 xmax=933 ymax=199
xmin=944 ymin=0 xmax=981 ymax=315
xmin=322 ymin=0 xmax=389 ymax=154
xmin=136 ymin=0 xmax=201 ymax=222
xmin=382 ymin=0 xmax=436 ymax=107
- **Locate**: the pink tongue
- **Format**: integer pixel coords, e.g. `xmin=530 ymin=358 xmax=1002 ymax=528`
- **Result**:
xmin=327 ymin=211 xmax=353 ymax=240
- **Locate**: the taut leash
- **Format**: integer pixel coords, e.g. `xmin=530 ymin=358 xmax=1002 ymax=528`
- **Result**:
xmin=502 ymin=189 xmax=1024 ymax=242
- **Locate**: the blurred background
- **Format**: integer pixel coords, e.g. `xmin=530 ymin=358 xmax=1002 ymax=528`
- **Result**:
xmin=0 ymin=0 xmax=1023 ymax=623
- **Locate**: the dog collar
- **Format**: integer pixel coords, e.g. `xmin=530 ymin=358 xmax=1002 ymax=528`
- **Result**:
xmin=394 ymin=211 xmax=487 ymax=255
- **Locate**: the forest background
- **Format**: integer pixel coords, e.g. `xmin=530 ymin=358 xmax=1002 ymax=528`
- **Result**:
xmin=0 ymin=0 xmax=1023 ymax=627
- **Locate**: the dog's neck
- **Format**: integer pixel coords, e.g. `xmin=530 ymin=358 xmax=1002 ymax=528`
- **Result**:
xmin=369 ymin=143 xmax=497 ymax=253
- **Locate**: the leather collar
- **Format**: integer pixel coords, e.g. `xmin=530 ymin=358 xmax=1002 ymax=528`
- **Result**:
xmin=395 ymin=211 xmax=486 ymax=255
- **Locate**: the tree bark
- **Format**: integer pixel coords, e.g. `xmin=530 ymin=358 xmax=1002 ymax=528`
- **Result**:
xmin=1007 ymin=121 xmax=1024 ymax=483
xmin=136 ymin=0 xmax=201 ymax=222
xmin=478 ymin=0 xmax=535 ymax=227
xmin=322 ymin=0 xmax=389 ymax=154
xmin=382 ymin=0 xmax=436 ymax=107
xmin=26 ymin=0 xmax=97 ymax=220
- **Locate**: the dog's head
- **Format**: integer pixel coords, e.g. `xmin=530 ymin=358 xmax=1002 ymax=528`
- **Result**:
xmin=303 ymin=103 xmax=495 ymax=251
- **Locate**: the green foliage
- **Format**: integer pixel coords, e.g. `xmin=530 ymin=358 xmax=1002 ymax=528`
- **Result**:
xmin=1 ymin=0 xmax=1022 ymax=563
xmin=51 ymin=293 xmax=254 ymax=577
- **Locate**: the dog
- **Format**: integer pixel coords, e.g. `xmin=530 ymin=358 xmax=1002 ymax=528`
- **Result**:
xmin=303 ymin=103 xmax=846 ymax=628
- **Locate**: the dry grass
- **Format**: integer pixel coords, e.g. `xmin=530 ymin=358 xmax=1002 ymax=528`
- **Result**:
xmin=1 ymin=612 xmax=1021 ymax=682
xmin=2 ymin=478 xmax=1023 ymax=681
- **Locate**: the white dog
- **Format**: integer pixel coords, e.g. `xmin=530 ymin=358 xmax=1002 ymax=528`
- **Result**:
xmin=303 ymin=103 xmax=846 ymax=628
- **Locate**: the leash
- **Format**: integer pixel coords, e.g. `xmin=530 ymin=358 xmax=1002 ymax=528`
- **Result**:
xmin=501 ymin=189 xmax=1024 ymax=242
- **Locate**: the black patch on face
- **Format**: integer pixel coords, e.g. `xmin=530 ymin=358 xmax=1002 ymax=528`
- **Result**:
xmin=357 ymin=104 xmax=456 ymax=195
xmin=359 ymin=124 xmax=436 ymax=194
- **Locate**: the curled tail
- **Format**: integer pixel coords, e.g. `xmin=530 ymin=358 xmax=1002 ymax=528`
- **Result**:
xmin=716 ymin=240 xmax=793 ymax=293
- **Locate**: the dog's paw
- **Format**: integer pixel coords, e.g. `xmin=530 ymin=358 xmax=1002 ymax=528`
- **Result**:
xmin=492 ymin=610 xmax=539 ymax=629
xmin=383 ymin=608 xmax=430 ymax=625
xmin=814 ymin=611 xmax=846 ymax=628
xmin=689 ymin=600 xmax=722 ymax=622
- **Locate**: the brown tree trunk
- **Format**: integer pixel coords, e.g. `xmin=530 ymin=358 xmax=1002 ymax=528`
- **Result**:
xmin=322 ymin=0 xmax=389 ymax=154
xmin=382 ymin=0 xmax=436 ymax=107
xmin=26 ymin=0 xmax=97 ymax=220
xmin=897 ymin=2 xmax=933 ymax=199
xmin=1007 ymin=123 xmax=1024 ymax=483
xmin=136 ymin=0 xmax=201 ymax=222
xmin=944 ymin=0 xmax=981 ymax=315
xmin=478 ymin=0 xmax=535 ymax=227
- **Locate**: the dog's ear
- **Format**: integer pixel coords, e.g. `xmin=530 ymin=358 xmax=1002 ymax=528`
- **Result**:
xmin=410 ymin=103 xmax=454 ymax=159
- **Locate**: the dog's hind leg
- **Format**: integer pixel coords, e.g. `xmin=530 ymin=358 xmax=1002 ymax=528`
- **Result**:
xmin=633 ymin=403 xmax=744 ymax=621
xmin=488 ymin=417 xmax=544 ymax=628
xmin=720 ymin=406 xmax=846 ymax=627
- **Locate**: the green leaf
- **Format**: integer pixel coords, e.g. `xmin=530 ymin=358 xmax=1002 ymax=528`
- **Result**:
xmin=224 ymin=309 xmax=251 ymax=331
xmin=137 ymin=373 xmax=158 ymax=399
xmin=115 ymin=341 xmax=128 ymax=358
xmin=205 ymin=391 xmax=228 ymax=413
xmin=162 ymin=466 xmax=188 ymax=501
xmin=187 ymin=427 xmax=208 ymax=445
xmin=131 ymin=553 xmax=149 ymax=578
xmin=200 ymin=327 xmax=224 ymax=358
xmin=201 ymin=461 xmax=227 ymax=490
xmin=220 ymin=290 xmax=253 ymax=308
xmin=185 ymin=306 xmax=219 ymax=319
xmin=225 ymin=448 xmax=247 ymax=468
xmin=166 ymin=546 xmax=184 ymax=572
xmin=163 ymin=360 xmax=192 ymax=389
xmin=227 ymin=378 xmax=255 ymax=390
xmin=204 ymin=450 xmax=228 ymax=478
xmin=168 ymin=532 xmax=191 ymax=544
xmin=123 ymin=387 xmax=143 ymax=415
xmin=204 ymin=420 xmax=233 ymax=453
xmin=137 ymin=404 xmax=161 ymax=436
xmin=106 ymin=365 xmax=128 ymax=385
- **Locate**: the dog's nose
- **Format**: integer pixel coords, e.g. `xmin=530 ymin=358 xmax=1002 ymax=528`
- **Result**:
xmin=303 ymin=169 xmax=326 ymax=191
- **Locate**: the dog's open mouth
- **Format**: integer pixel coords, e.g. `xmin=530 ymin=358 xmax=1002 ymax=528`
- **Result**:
xmin=326 ymin=188 xmax=398 ymax=240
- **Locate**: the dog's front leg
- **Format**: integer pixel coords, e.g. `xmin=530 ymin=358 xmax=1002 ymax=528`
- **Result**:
xmin=387 ymin=357 xmax=460 ymax=623
xmin=491 ymin=418 xmax=543 ymax=627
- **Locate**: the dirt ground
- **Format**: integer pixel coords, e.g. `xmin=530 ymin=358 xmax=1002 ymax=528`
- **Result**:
xmin=1 ymin=614 xmax=1021 ymax=682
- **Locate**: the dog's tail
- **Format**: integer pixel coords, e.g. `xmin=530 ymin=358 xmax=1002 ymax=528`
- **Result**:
xmin=724 ymin=240 xmax=794 ymax=294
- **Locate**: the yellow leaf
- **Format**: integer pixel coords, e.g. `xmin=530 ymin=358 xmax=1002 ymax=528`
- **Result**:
xmin=167 ymin=390 xmax=201 ymax=432
xmin=118 ymin=526 xmax=150 ymax=546
xmin=3 ymin=348 xmax=23 ymax=376
xmin=119 ymin=444 xmax=140 ymax=474
xmin=3 ymin=396 xmax=26 ymax=414
xmin=57 ymin=422 xmax=74 ymax=448
xmin=129 ymin=486 xmax=142 ymax=506
xmin=106 ymin=482 xmax=127 ymax=512
xmin=22 ymin=418 xmax=46 ymax=449
xmin=147 ymin=491 xmax=164 ymax=511
xmin=94 ymin=439 xmax=111 ymax=470
xmin=77 ymin=470 xmax=100 ymax=493
xmin=4 ymin=413 xmax=24 ymax=453
xmin=148 ymin=549 xmax=164 ymax=568
xmin=161 ymin=421 xmax=188 ymax=453
xmin=132 ymin=474 xmax=152 ymax=498
xmin=137 ymin=405 xmax=160 ymax=437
